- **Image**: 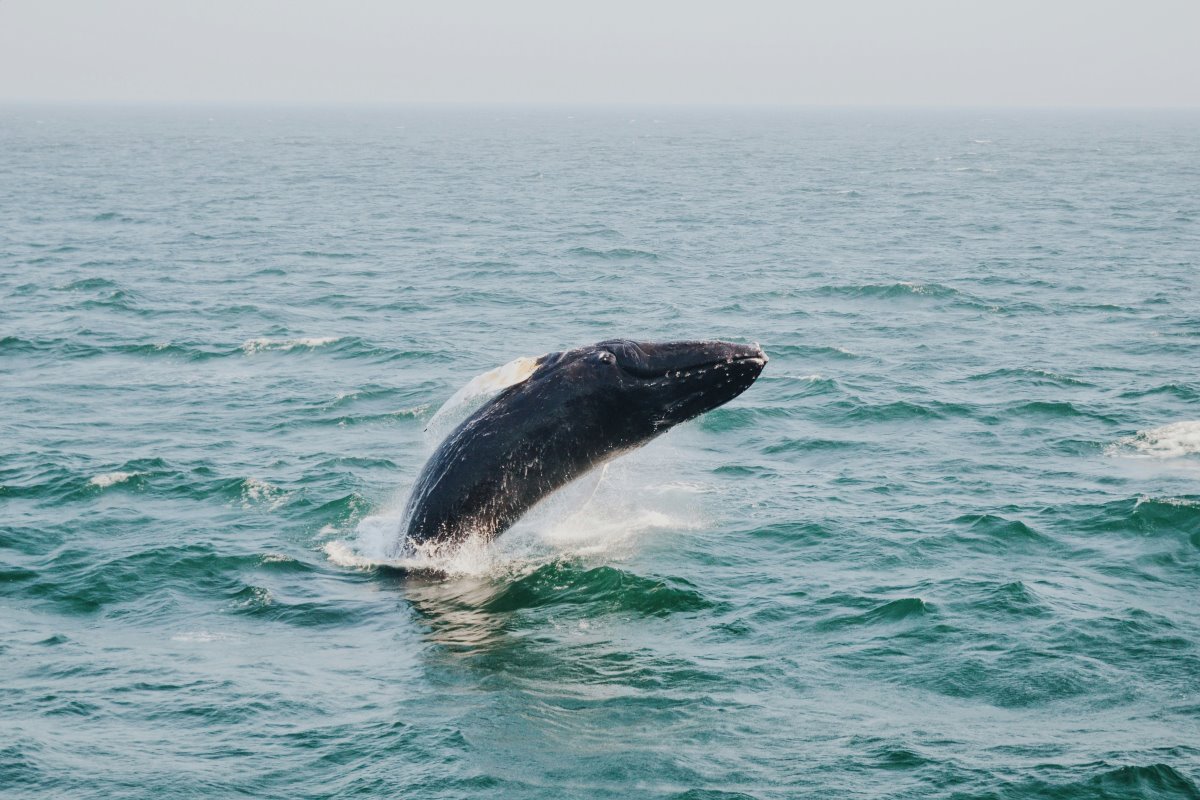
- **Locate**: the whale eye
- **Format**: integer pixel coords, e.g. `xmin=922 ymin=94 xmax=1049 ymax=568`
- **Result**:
xmin=597 ymin=351 xmax=616 ymax=365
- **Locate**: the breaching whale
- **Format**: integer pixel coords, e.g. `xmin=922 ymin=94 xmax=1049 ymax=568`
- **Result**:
xmin=398 ymin=339 xmax=767 ymax=552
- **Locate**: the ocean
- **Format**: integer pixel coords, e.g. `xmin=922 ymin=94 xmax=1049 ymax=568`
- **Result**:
xmin=1 ymin=106 xmax=1198 ymax=799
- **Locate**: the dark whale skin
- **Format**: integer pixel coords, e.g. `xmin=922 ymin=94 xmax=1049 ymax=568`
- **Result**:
xmin=399 ymin=339 xmax=767 ymax=551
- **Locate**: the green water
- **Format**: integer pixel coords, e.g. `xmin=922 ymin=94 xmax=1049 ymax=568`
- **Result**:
xmin=1 ymin=107 xmax=1198 ymax=799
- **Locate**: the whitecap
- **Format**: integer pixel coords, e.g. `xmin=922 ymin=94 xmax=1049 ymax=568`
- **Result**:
xmin=1107 ymin=421 xmax=1200 ymax=459
xmin=241 ymin=336 xmax=340 ymax=354
xmin=171 ymin=631 xmax=239 ymax=643
xmin=1134 ymin=495 xmax=1200 ymax=509
xmin=389 ymin=404 xmax=430 ymax=419
xmin=242 ymin=478 xmax=289 ymax=510
xmin=89 ymin=471 xmax=137 ymax=488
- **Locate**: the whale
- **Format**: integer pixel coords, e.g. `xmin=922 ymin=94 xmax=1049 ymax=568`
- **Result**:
xmin=398 ymin=339 xmax=767 ymax=552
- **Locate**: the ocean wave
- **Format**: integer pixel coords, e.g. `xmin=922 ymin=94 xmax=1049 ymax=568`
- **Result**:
xmin=240 ymin=478 xmax=290 ymax=510
xmin=1106 ymin=421 xmax=1200 ymax=459
xmin=77 ymin=289 xmax=144 ymax=312
xmin=817 ymin=597 xmax=932 ymax=630
xmin=918 ymin=649 xmax=1114 ymax=708
xmin=773 ymin=374 xmax=840 ymax=400
xmin=483 ymin=563 xmax=712 ymax=616
xmin=974 ymin=763 xmax=1200 ymax=800
xmin=321 ymin=387 xmax=402 ymax=409
xmin=765 ymin=343 xmax=860 ymax=360
xmin=0 ymin=334 xmax=52 ymax=354
xmin=1118 ymin=383 xmax=1200 ymax=402
xmin=114 ymin=342 xmax=226 ymax=360
xmin=975 ymin=580 xmax=1051 ymax=618
xmin=88 ymin=471 xmax=138 ymax=489
xmin=4 ymin=334 xmax=425 ymax=364
xmin=832 ymin=399 xmax=973 ymax=423
xmin=228 ymin=584 xmax=365 ymax=626
xmin=965 ymin=367 xmax=1092 ymax=387
xmin=241 ymin=336 xmax=342 ymax=354
xmin=918 ymin=514 xmax=1055 ymax=556
xmin=296 ymin=250 xmax=362 ymax=259
xmin=0 ymin=336 xmax=213 ymax=361
xmin=814 ymin=281 xmax=964 ymax=300
xmin=1004 ymin=400 xmax=1113 ymax=421
xmin=299 ymin=492 xmax=371 ymax=530
xmin=762 ymin=437 xmax=873 ymax=454
xmin=28 ymin=544 xmax=315 ymax=614
xmin=90 ymin=211 xmax=143 ymax=223
xmin=55 ymin=276 xmax=121 ymax=291
xmin=566 ymin=246 xmax=661 ymax=261
xmin=1067 ymin=496 xmax=1200 ymax=546
xmin=562 ymin=222 xmax=622 ymax=239
xmin=170 ymin=630 xmax=240 ymax=643
xmin=238 ymin=336 xmax=435 ymax=363
xmin=281 ymin=406 xmax=431 ymax=430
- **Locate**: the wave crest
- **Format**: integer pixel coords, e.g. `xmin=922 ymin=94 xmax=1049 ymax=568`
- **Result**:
xmin=1107 ymin=421 xmax=1200 ymax=459
xmin=241 ymin=336 xmax=341 ymax=354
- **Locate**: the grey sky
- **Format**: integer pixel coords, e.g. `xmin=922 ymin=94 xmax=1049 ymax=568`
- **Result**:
xmin=1 ymin=0 xmax=1197 ymax=106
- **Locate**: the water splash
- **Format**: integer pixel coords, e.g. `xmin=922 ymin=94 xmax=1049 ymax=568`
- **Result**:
xmin=325 ymin=443 xmax=704 ymax=577
xmin=422 ymin=353 xmax=544 ymax=443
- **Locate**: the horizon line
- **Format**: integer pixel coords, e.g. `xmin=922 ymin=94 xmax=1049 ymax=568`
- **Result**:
xmin=2 ymin=99 xmax=1199 ymax=112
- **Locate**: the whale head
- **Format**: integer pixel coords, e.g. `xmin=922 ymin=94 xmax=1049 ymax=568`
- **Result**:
xmin=526 ymin=338 xmax=768 ymax=447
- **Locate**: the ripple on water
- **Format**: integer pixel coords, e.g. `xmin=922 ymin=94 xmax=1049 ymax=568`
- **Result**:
xmin=481 ymin=563 xmax=714 ymax=617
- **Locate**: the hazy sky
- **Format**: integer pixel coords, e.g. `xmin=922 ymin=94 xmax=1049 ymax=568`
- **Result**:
xmin=1 ymin=0 xmax=1197 ymax=106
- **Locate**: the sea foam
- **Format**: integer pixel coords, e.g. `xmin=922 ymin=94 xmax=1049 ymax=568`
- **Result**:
xmin=1108 ymin=420 xmax=1200 ymax=459
xmin=89 ymin=471 xmax=137 ymax=488
xmin=241 ymin=336 xmax=340 ymax=354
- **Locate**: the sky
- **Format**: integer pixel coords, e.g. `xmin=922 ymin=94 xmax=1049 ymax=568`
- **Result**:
xmin=1 ymin=0 xmax=1197 ymax=107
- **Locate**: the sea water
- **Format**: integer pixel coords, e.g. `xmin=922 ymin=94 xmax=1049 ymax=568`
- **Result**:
xmin=1 ymin=107 xmax=1198 ymax=798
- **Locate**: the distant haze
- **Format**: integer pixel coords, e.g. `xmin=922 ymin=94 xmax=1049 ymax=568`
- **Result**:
xmin=1 ymin=0 xmax=1197 ymax=106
